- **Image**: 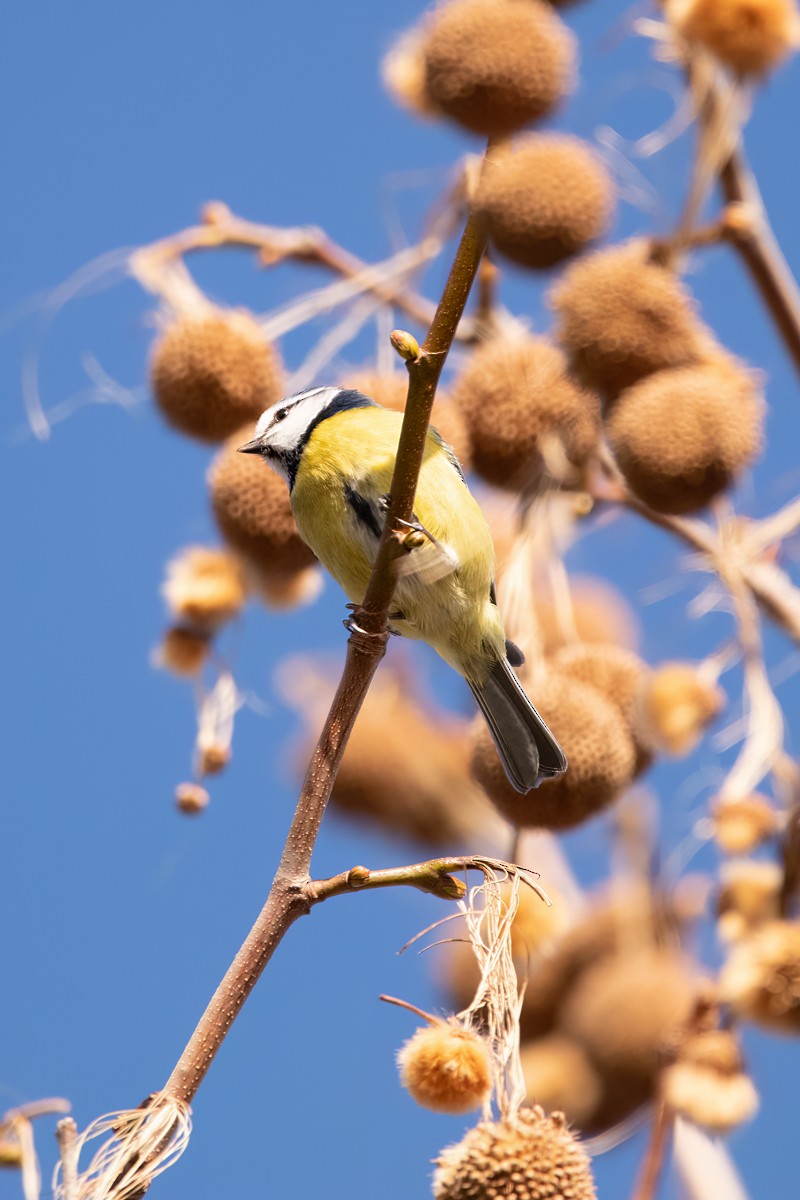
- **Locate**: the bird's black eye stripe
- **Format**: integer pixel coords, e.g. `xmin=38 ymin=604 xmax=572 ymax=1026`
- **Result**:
xmin=273 ymin=407 xmax=289 ymax=423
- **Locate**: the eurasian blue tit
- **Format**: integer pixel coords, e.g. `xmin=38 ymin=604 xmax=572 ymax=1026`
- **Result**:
xmin=240 ymin=385 xmax=567 ymax=793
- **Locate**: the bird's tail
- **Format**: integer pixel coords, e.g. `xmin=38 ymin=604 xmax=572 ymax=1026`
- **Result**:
xmin=468 ymin=657 xmax=567 ymax=794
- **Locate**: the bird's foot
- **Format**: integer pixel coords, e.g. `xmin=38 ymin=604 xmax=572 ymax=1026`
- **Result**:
xmin=393 ymin=516 xmax=438 ymax=553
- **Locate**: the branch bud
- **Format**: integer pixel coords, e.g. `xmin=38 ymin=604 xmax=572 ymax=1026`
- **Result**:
xmin=390 ymin=329 xmax=421 ymax=362
xmin=347 ymin=865 xmax=371 ymax=888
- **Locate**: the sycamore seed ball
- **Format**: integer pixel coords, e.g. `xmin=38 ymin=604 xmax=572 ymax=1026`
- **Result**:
xmin=669 ymin=0 xmax=799 ymax=76
xmin=712 ymin=793 xmax=779 ymax=855
xmin=452 ymin=337 xmax=601 ymax=490
xmin=344 ymin=370 xmax=471 ymax=468
xmin=717 ymin=861 xmax=782 ymax=942
xmin=664 ymin=1028 xmax=758 ymax=1134
xmin=161 ymin=546 xmax=247 ymax=633
xmin=175 ymin=782 xmax=210 ymax=815
xmin=433 ymin=1106 xmax=596 ymax=1200
xmin=532 ymin=575 xmax=640 ymax=654
xmin=549 ymin=241 xmax=707 ymax=396
xmin=607 ymin=359 xmax=764 ymax=514
xmin=476 ymin=136 xmax=615 ymax=270
xmin=422 ymin=0 xmax=575 ymax=136
xmin=150 ymin=311 xmax=283 ymax=442
xmin=382 ymin=26 xmax=440 ymax=117
xmin=521 ymin=1034 xmax=603 ymax=1130
xmin=720 ymin=920 xmax=800 ymax=1033
xmin=398 ymin=1023 xmax=492 ymax=1114
xmin=157 ymin=626 xmax=211 ymax=677
xmin=640 ymin=662 xmax=725 ymax=755
xmin=209 ymin=424 xmax=317 ymax=584
xmin=471 ymin=673 xmax=635 ymax=830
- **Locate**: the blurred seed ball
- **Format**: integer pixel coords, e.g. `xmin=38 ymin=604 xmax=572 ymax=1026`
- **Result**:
xmin=433 ymin=1106 xmax=596 ymax=1200
xmin=639 ymin=662 xmax=725 ymax=756
xmin=157 ymin=626 xmax=211 ymax=677
xmin=549 ymin=241 xmax=707 ymax=397
xmin=344 ymin=370 xmax=471 ymax=468
xmin=475 ymin=135 xmax=614 ymax=270
xmin=720 ymin=920 xmax=800 ymax=1033
xmin=532 ymin=575 xmax=641 ymax=654
xmin=398 ymin=1023 xmax=492 ymax=1114
xmin=711 ymin=793 xmax=780 ymax=855
xmin=162 ymin=547 xmax=247 ymax=633
xmin=382 ymin=26 xmax=441 ymax=117
xmin=0 ymin=1138 xmax=23 ymax=1169
xmin=331 ymin=676 xmax=500 ymax=848
xmin=608 ymin=358 xmax=765 ymax=514
xmin=174 ymin=782 xmax=210 ymax=815
xmin=150 ymin=311 xmax=283 ymax=443
xmin=452 ymin=336 xmax=600 ymax=491
xmin=471 ymin=674 xmax=636 ymax=830
xmin=209 ymin=424 xmax=317 ymax=586
xmin=717 ymin=860 xmax=783 ymax=942
xmin=197 ymin=742 xmax=231 ymax=776
xmin=550 ymin=643 xmax=652 ymax=775
xmin=422 ymin=0 xmax=576 ymax=136
xmin=520 ymin=1034 xmax=604 ymax=1129
xmin=560 ymin=950 xmax=695 ymax=1084
xmin=668 ymin=0 xmax=799 ymax=76
xmin=248 ymin=564 xmax=324 ymax=611
xmin=663 ymin=1029 xmax=759 ymax=1132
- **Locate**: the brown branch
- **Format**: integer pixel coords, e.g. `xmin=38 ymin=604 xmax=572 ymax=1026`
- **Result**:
xmin=631 ymin=1101 xmax=674 ymax=1200
xmin=307 ymin=858 xmax=476 ymax=904
xmin=159 ymin=152 xmax=490 ymax=1108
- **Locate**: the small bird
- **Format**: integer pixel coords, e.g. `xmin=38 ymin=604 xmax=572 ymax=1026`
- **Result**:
xmin=240 ymin=385 xmax=567 ymax=792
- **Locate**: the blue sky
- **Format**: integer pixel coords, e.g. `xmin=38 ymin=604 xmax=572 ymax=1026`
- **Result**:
xmin=3 ymin=2 xmax=800 ymax=1198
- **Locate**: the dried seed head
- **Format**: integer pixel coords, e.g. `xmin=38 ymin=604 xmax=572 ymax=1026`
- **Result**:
xmin=209 ymin=424 xmax=317 ymax=582
xmin=712 ymin=793 xmax=780 ymax=855
xmin=550 ymin=643 xmax=652 ymax=775
xmin=677 ymin=1029 xmax=745 ymax=1075
xmin=398 ymin=1022 xmax=492 ymax=1114
xmin=162 ymin=547 xmax=246 ymax=632
xmin=549 ymin=241 xmax=707 ymax=396
xmin=433 ymin=1106 xmax=596 ymax=1200
xmin=249 ymin=565 xmax=323 ymax=610
xmin=520 ymin=1035 xmax=603 ymax=1130
xmin=640 ymin=662 xmax=724 ymax=755
xmin=471 ymin=674 xmax=636 ymax=830
xmin=561 ymin=950 xmax=695 ymax=1082
xmin=607 ymin=359 xmax=764 ymax=514
xmin=0 ymin=1136 xmax=23 ymax=1169
xmin=532 ymin=576 xmax=640 ymax=654
xmin=452 ymin=336 xmax=600 ymax=490
xmin=382 ymin=26 xmax=440 ymax=117
xmin=717 ymin=860 xmax=783 ymax=942
xmin=720 ymin=921 xmax=800 ymax=1033
xmin=344 ymin=370 xmax=471 ymax=467
xmin=174 ymin=782 xmax=210 ymax=815
xmin=156 ymin=626 xmax=211 ymax=677
xmin=668 ymin=0 xmax=799 ymax=76
xmin=197 ymin=742 xmax=231 ymax=776
xmin=150 ymin=312 xmax=283 ymax=442
xmin=663 ymin=1057 xmax=759 ymax=1132
xmin=422 ymin=0 xmax=576 ymax=136
xmin=476 ymin=135 xmax=614 ymax=270
xmin=331 ymin=674 xmax=499 ymax=847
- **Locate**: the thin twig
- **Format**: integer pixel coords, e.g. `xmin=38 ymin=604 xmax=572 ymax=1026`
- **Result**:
xmin=631 ymin=1101 xmax=674 ymax=1200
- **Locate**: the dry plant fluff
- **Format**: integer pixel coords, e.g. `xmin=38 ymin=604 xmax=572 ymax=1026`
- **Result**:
xmin=150 ymin=311 xmax=283 ymax=442
xmin=639 ymin=661 xmax=725 ymax=754
xmin=711 ymin=793 xmax=780 ymax=855
xmin=451 ymin=336 xmax=600 ymax=490
xmin=607 ymin=358 xmax=765 ymax=514
xmin=531 ymin=576 xmax=641 ymax=654
xmin=421 ymin=0 xmax=575 ymax=135
xmin=161 ymin=546 xmax=246 ymax=633
xmin=475 ymin=135 xmax=615 ymax=269
xmin=549 ymin=241 xmax=708 ymax=396
xmin=398 ymin=1021 xmax=492 ymax=1114
xmin=668 ymin=0 xmax=799 ymax=77
xmin=471 ymin=673 xmax=636 ymax=829
xmin=716 ymin=860 xmax=783 ymax=942
xmin=662 ymin=1029 xmax=759 ymax=1133
xmin=720 ymin=920 xmax=800 ymax=1032
xmin=433 ymin=1106 xmax=596 ymax=1200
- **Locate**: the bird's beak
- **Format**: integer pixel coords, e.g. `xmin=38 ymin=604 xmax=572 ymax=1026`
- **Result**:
xmin=238 ymin=436 xmax=264 ymax=455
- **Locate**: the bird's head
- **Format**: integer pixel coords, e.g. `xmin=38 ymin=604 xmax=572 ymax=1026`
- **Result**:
xmin=238 ymin=386 xmax=375 ymax=486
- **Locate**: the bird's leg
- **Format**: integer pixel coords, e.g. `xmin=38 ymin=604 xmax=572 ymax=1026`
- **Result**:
xmin=394 ymin=515 xmax=443 ymax=554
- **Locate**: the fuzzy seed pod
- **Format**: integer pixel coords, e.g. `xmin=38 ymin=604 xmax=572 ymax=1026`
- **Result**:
xmin=471 ymin=673 xmax=635 ymax=830
xmin=150 ymin=312 xmax=283 ymax=442
xmin=561 ymin=950 xmax=695 ymax=1083
xmin=549 ymin=241 xmax=707 ymax=396
xmin=712 ymin=794 xmax=779 ymax=855
xmin=639 ymin=662 xmax=724 ymax=755
xmin=717 ymin=860 xmax=782 ymax=942
xmin=532 ymin=576 xmax=640 ymax=654
xmin=607 ymin=359 xmax=764 ymax=514
xmin=720 ymin=920 xmax=800 ymax=1033
xmin=156 ymin=626 xmax=211 ymax=677
xmin=0 ymin=1137 xmax=23 ymax=1169
xmin=197 ymin=742 xmax=231 ymax=776
xmin=663 ymin=1056 xmax=759 ymax=1132
xmin=550 ymin=643 xmax=652 ymax=775
xmin=668 ymin=0 xmax=799 ymax=76
xmin=382 ymin=27 xmax=440 ymax=117
xmin=422 ymin=0 xmax=575 ymax=136
xmin=162 ymin=547 xmax=247 ymax=633
xmin=174 ymin=782 xmax=210 ymax=815
xmin=521 ymin=1034 xmax=603 ymax=1129
xmin=452 ymin=336 xmax=600 ymax=490
xmin=434 ymin=1106 xmax=596 ymax=1200
xmin=344 ymin=370 xmax=471 ymax=468
xmin=476 ymin=135 xmax=614 ymax=270
xmin=398 ymin=1023 xmax=492 ymax=1114
xmin=331 ymin=675 xmax=500 ymax=848
xmin=209 ymin=424 xmax=317 ymax=584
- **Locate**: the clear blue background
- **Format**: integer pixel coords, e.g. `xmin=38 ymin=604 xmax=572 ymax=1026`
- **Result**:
xmin=2 ymin=2 xmax=799 ymax=1197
